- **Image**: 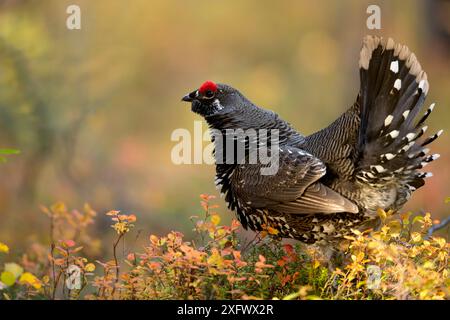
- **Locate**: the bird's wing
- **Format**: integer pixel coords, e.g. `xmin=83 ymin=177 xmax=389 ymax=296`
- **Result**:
xmin=271 ymin=182 xmax=359 ymax=214
xmin=233 ymin=145 xmax=359 ymax=214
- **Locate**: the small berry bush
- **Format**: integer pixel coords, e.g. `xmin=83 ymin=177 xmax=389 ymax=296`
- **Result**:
xmin=0 ymin=195 xmax=448 ymax=300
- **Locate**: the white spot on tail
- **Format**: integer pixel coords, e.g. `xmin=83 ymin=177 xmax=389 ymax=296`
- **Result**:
xmin=402 ymin=110 xmax=410 ymax=119
xmin=384 ymin=115 xmax=394 ymax=127
xmin=419 ymin=80 xmax=426 ymax=90
xmin=418 ymin=79 xmax=428 ymax=94
xmin=384 ymin=153 xmax=396 ymax=160
xmin=406 ymin=132 xmax=416 ymax=141
xmin=394 ymin=79 xmax=402 ymax=90
xmin=390 ymin=60 xmax=399 ymax=73
xmin=432 ymin=154 xmax=440 ymax=160
xmin=401 ymin=141 xmax=415 ymax=153
xmin=388 ymin=130 xmax=399 ymax=138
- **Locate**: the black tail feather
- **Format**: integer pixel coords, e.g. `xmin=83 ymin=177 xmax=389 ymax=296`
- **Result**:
xmin=355 ymin=36 xmax=442 ymax=198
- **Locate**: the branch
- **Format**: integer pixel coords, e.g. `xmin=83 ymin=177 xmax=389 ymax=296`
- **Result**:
xmin=426 ymin=216 xmax=450 ymax=239
xmin=111 ymin=232 xmax=125 ymax=297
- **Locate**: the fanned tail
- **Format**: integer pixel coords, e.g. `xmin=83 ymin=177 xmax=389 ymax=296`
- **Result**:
xmin=356 ymin=36 xmax=442 ymax=204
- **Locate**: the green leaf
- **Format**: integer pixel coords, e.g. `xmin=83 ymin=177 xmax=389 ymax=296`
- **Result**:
xmin=1 ymin=271 xmax=16 ymax=287
xmin=0 ymin=149 xmax=20 ymax=155
xmin=412 ymin=215 xmax=424 ymax=225
xmin=282 ymin=292 xmax=301 ymax=300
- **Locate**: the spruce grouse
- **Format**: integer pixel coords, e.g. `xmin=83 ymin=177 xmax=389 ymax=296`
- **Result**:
xmin=182 ymin=36 xmax=442 ymax=244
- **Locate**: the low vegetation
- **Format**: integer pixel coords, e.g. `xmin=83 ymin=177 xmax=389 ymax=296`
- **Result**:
xmin=0 ymin=195 xmax=448 ymax=300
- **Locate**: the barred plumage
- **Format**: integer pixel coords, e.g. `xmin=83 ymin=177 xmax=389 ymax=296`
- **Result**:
xmin=182 ymin=36 xmax=442 ymax=244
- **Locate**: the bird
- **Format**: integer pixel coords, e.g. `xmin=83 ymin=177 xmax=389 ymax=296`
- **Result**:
xmin=181 ymin=35 xmax=442 ymax=245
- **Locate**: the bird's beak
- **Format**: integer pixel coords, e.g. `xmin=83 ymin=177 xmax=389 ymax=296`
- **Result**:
xmin=181 ymin=90 xmax=198 ymax=102
xmin=182 ymin=94 xmax=192 ymax=102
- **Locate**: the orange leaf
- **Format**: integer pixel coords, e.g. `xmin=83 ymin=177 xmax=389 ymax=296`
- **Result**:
xmin=62 ymin=240 xmax=76 ymax=248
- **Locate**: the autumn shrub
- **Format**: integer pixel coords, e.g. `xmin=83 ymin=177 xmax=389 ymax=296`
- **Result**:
xmin=0 ymin=195 xmax=448 ymax=300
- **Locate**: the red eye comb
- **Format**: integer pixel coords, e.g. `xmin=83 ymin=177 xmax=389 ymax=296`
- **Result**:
xmin=199 ymin=80 xmax=217 ymax=94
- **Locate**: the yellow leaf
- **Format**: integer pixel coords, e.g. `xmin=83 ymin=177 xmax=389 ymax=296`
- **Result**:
xmin=0 ymin=242 xmax=9 ymax=254
xmin=211 ymin=214 xmax=221 ymax=226
xmin=377 ymin=208 xmax=387 ymax=220
xmin=150 ymin=235 xmax=159 ymax=245
xmin=4 ymin=263 xmax=23 ymax=279
xmin=51 ymin=202 xmax=66 ymax=213
xmin=411 ymin=232 xmax=422 ymax=243
xmin=19 ymin=272 xmax=42 ymax=289
xmin=313 ymin=260 xmax=321 ymax=269
xmin=367 ymin=241 xmax=380 ymax=250
xmin=435 ymin=237 xmax=446 ymax=248
xmin=282 ymin=292 xmax=301 ymax=300
xmin=216 ymin=228 xmax=226 ymax=237
xmin=113 ymin=221 xmax=129 ymax=234
xmin=387 ymin=220 xmax=402 ymax=237
xmin=207 ymin=249 xmax=224 ymax=268
xmin=85 ymin=263 xmax=96 ymax=272
xmin=267 ymin=226 xmax=279 ymax=235
xmin=1 ymin=271 xmax=15 ymax=286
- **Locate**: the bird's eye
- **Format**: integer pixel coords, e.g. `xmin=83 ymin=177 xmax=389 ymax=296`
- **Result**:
xmin=204 ymin=90 xmax=215 ymax=99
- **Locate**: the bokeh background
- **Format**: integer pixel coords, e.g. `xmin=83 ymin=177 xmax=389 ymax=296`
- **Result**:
xmin=1 ymin=0 xmax=449 ymax=250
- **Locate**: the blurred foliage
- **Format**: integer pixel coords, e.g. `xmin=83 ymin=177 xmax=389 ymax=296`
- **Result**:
xmin=0 ymin=196 xmax=448 ymax=300
xmin=0 ymin=0 xmax=449 ymax=252
xmin=0 ymin=148 xmax=19 ymax=162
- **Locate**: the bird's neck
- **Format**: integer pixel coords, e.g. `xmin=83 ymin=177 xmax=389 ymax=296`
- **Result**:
xmin=205 ymin=106 xmax=305 ymax=146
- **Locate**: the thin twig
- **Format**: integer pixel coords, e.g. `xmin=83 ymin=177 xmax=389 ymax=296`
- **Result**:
xmin=426 ymin=216 xmax=450 ymax=239
xmin=111 ymin=232 xmax=125 ymax=297
xmin=49 ymin=212 xmax=57 ymax=300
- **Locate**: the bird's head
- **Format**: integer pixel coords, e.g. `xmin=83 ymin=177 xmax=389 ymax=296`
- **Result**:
xmin=182 ymin=80 xmax=244 ymax=118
